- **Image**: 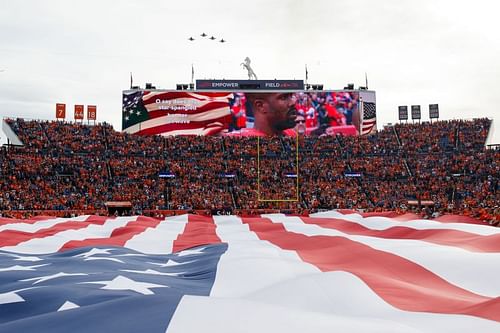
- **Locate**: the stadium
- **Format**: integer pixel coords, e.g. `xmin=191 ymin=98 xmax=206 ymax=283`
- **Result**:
xmin=1 ymin=78 xmax=499 ymax=331
xmin=1 ymin=81 xmax=497 ymax=223
xmin=1 ymin=1 xmax=500 ymax=332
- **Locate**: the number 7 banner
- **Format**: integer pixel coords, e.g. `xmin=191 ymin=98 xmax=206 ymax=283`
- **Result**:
xmin=56 ymin=103 xmax=66 ymax=119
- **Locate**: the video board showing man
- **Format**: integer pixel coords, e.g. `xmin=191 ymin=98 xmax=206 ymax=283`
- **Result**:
xmin=226 ymin=91 xmax=359 ymax=137
xmin=226 ymin=92 xmax=297 ymax=137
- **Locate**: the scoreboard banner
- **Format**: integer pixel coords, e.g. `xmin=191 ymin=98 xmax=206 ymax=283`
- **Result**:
xmin=196 ymin=80 xmax=304 ymax=90
xmin=398 ymin=106 xmax=408 ymax=120
xmin=122 ymin=90 xmax=375 ymax=137
xmin=411 ymin=105 xmax=421 ymax=120
xmin=429 ymin=104 xmax=439 ymax=119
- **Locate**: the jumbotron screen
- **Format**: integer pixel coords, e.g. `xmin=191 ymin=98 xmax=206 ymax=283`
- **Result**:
xmin=122 ymin=90 xmax=376 ymax=136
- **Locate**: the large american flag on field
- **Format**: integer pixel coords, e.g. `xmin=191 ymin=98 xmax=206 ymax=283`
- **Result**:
xmin=122 ymin=91 xmax=233 ymax=136
xmin=1 ymin=212 xmax=499 ymax=332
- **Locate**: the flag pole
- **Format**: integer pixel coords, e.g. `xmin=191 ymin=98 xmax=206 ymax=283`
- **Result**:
xmin=130 ymin=72 xmax=133 ymax=89
xmin=191 ymin=64 xmax=194 ymax=86
xmin=359 ymin=96 xmax=363 ymax=135
xmin=365 ymin=72 xmax=368 ymax=90
xmin=305 ymin=64 xmax=308 ymax=86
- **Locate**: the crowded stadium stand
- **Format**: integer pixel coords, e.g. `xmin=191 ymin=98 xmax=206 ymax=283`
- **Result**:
xmin=0 ymin=118 xmax=498 ymax=225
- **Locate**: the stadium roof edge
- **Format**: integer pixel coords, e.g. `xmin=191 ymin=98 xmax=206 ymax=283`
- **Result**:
xmin=122 ymin=88 xmax=377 ymax=93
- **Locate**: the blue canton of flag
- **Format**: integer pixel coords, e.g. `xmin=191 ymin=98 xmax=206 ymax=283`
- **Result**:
xmin=122 ymin=91 xmax=149 ymax=129
xmin=363 ymin=102 xmax=376 ymax=120
xmin=0 ymin=244 xmax=227 ymax=333
xmin=123 ymin=91 xmax=143 ymax=113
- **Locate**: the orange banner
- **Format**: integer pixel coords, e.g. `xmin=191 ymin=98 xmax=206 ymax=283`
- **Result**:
xmin=87 ymin=105 xmax=97 ymax=120
xmin=56 ymin=103 xmax=66 ymax=119
xmin=74 ymin=105 xmax=84 ymax=120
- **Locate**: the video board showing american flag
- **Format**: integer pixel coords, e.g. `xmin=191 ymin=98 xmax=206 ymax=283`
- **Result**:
xmin=122 ymin=91 xmax=233 ymax=136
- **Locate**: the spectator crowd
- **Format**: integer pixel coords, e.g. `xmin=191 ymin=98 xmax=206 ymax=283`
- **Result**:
xmin=0 ymin=117 xmax=498 ymax=225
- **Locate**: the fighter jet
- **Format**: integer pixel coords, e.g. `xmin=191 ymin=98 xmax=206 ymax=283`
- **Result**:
xmin=220 ymin=38 xmax=226 ymax=43
xmin=209 ymin=36 xmax=216 ymax=40
xmin=188 ymin=37 xmax=195 ymax=41
xmin=201 ymin=32 xmax=207 ymax=37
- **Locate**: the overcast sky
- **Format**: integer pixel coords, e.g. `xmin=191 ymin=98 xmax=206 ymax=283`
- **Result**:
xmin=0 ymin=0 xmax=499 ymax=143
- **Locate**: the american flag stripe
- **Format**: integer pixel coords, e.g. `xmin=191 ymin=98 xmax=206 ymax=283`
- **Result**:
xmin=0 ymin=216 xmax=110 ymax=247
xmin=145 ymin=101 xmax=231 ymax=117
xmin=123 ymin=215 xmax=188 ymax=254
xmin=172 ymin=215 xmax=221 ymax=253
xmin=145 ymin=106 xmax=231 ymax=122
xmin=264 ymin=215 xmax=500 ymax=296
xmin=318 ymin=210 xmax=497 ymax=235
xmin=209 ymin=214 xmax=319 ymax=298
xmin=300 ymin=216 xmax=500 ymax=252
xmin=336 ymin=209 xmax=416 ymax=219
xmin=60 ymin=216 xmax=163 ymax=252
xmin=241 ymin=216 xmax=499 ymax=322
xmin=0 ymin=216 xmax=88 ymax=232
xmin=142 ymin=93 xmax=231 ymax=109
xmin=157 ymin=126 xmax=227 ymax=137
xmin=0 ymin=216 xmax=52 ymax=227
xmin=135 ymin=120 xmax=227 ymax=136
xmin=361 ymin=119 xmax=376 ymax=135
xmin=335 ymin=210 xmax=483 ymax=223
xmin=1 ymin=216 xmax=134 ymax=254
xmin=169 ymin=283 xmax=498 ymax=333
xmin=1 ymin=212 xmax=499 ymax=332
